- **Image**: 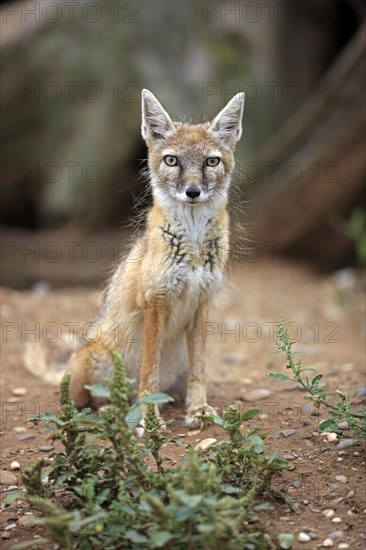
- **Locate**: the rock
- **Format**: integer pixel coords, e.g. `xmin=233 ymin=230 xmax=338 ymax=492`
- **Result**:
xmin=283 ymin=454 xmax=296 ymax=460
xmin=328 ymin=531 xmax=344 ymax=539
xmin=320 ymin=446 xmax=329 ymax=452
xmin=281 ymin=429 xmax=297 ymax=438
xmin=303 ymin=419 xmax=313 ymax=426
xmin=345 ymin=490 xmax=354 ymax=499
xmin=13 ymin=426 xmax=27 ymax=433
xmin=10 ymin=461 xmax=20 ymax=470
xmin=356 ymin=388 xmax=366 ymax=399
xmin=337 ymin=544 xmax=349 ymax=549
xmin=11 ymin=387 xmax=27 ymax=396
xmin=322 ymin=539 xmax=334 ymax=547
xmin=311 ymin=508 xmax=322 ymax=513
xmin=298 ymin=532 xmax=311 ymax=542
xmin=292 ymin=480 xmax=302 ymax=489
xmin=18 ymin=434 xmax=35 ymax=441
xmin=335 ymin=475 xmax=347 ymax=483
xmin=332 ymin=517 xmax=342 ymax=524
xmin=187 ymin=429 xmax=201 ymax=436
xmin=4 ymin=523 xmax=17 ymax=531
xmin=39 ymin=445 xmax=54 ymax=452
xmin=323 ymin=509 xmax=335 ymax=518
xmin=0 ymin=470 xmax=17 ymax=484
xmin=337 ymin=439 xmax=355 ymax=449
xmin=1 ymin=533 xmax=11 ymax=540
xmin=326 ymin=433 xmax=338 ymax=443
xmin=337 ymin=422 xmax=349 ymax=430
xmin=194 ymin=438 xmax=217 ymax=452
xmin=240 ymin=388 xmax=272 ymax=401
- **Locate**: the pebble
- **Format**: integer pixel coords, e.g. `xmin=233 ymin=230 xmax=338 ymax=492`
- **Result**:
xmin=346 ymin=490 xmax=354 ymax=498
xmin=292 ymin=480 xmax=302 ymax=489
xmin=332 ymin=518 xmax=342 ymax=524
xmin=326 ymin=433 xmax=338 ymax=443
xmin=18 ymin=434 xmax=35 ymax=441
xmin=338 ymin=422 xmax=348 ymax=430
xmin=281 ymin=429 xmax=297 ymax=438
xmin=13 ymin=427 xmax=27 ymax=433
xmin=11 ymin=387 xmax=27 ymax=397
xmin=4 ymin=523 xmax=17 ymax=531
xmin=187 ymin=430 xmax=201 ymax=436
xmin=194 ymin=438 xmax=217 ymax=452
xmin=240 ymin=388 xmax=272 ymax=401
xmin=329 ymin=531 xmax=344 ymax=539
xmin=283 ymin=454 xmax=296 ymax=460
xmin=337 ymin=439 xmax=355 ymax=449
xmin=322 ymin=539 xmax=334 ymax=547
xmin=303 ymin=419 xmax=313 ymax=426
xmin=0 ymin=470 xmax=17 ymax=484
xmin=10 ymin=461 xmax=20 ymax=470
xmin=1 ymin=533 xmax=11 ymax=540
xmin=39 ymin=445 xmax=54 ymax=452
xmin=311 ymin=508 xmax=322 ymax=513
xmin=335 ymin=475 xmax=347 ymax=483
xmin=337 ymin=544 xmax=349 ymax=549
xmin=320 ymin=446 xmax=329 ymax=453
xmin=323 ymin=509 xmax=335 ymax=518
xmin=356 ymin=387 xmax=366 ymax=398
xmin=298 ymin=532 xmax=311 ymax=542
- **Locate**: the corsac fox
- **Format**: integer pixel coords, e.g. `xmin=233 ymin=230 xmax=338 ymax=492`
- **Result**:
xmin=25 ymin=89 xmax=245 ymax=431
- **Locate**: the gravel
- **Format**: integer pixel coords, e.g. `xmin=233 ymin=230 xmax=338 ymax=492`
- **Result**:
xmin=280 ymin=429 xmax=297 ymax=438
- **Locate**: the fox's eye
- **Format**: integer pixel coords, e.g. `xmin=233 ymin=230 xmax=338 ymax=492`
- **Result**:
xmin=206 ymin=157 xmax=220 ymax=167
xmin=164 ymin=155 xmax=178 ymax=167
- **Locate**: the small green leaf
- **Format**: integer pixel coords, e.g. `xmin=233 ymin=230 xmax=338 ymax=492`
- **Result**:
xmin=241 ymin=408 xmax=260 ymax=421
xmin=149 ymin=530 xmax=175 ymax=548
xmin=137 ymin=393 xmax=174 ymax=404
xmin=319 ymin=419 xmax=339 ymax=433
xmin=125 ymin=404 xmax=142 ymax=428
xmin=311 ymin=374 xmax=323 ymax=386
xmin=85 ymin=384 xmax=111 ymax=399
xmin=3 ymin=492 xmax=24 ymax=505
xmin=125 ymin=530 xmax=149 ymax=543
xmin=266 ymin=373 xmax=292 ymax=381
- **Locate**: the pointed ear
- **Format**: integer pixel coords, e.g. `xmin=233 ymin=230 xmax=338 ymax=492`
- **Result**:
xmin=209 ymin=92 xmax=245 ymax=145
xmin=141 ymin=89 xmax=175 ymax=141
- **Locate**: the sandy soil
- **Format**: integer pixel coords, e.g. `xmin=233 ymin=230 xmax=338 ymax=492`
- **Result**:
xmin=1 ymin=258 xmax=365 ymax=549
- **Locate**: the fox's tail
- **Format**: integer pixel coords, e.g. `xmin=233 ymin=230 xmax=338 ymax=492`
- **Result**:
xmin=23 ymin=337 xmax=76 ymax=386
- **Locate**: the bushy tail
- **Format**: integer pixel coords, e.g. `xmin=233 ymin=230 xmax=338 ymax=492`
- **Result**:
xmin=23 ymin=337 xmax=76 ymax=386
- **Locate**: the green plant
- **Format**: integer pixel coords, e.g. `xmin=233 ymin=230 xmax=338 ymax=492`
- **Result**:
xmin=267 ymin=315 xmax=366 ymax=439
xmin=12 ymin=353 xmax=290 ymax=549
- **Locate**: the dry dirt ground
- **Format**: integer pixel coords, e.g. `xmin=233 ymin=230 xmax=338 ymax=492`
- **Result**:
xmin=1 ymin=258 xmax=365 ymax=549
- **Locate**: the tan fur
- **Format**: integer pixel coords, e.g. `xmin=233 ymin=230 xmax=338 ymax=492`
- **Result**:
xmin=24 ymin=90 xmax=245 ymax=430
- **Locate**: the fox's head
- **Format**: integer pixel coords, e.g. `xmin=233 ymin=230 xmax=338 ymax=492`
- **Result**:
xmin=141 ymin=90 xmax=245 ymax=212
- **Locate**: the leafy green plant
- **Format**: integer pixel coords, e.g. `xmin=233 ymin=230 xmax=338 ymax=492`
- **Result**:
xmin=13 ymin=353 xmax=290 ymax=549
xmin=267 ymin=315 xmax=366 ymax=439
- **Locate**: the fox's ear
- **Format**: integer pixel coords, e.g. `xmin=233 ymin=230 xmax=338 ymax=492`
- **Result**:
xmin=141 ymin=89 xmax=175 ymax=141
xmin=209 ymin=92 xmax=245 ymax=145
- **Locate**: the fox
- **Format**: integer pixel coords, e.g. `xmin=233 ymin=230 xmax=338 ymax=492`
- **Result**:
xmin=25 ymin=89 xmax=245 ymax=432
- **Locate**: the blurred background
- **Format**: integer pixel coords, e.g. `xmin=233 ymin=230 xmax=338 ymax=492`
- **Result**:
xmin=1 ymin=0 xmax=365 ymax=288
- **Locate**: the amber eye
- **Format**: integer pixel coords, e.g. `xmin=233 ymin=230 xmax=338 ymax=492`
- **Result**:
xmin=164 ymin=155 xmax=178 ymax=166
xmin=206 ymin=157 xmax=220 ymax=167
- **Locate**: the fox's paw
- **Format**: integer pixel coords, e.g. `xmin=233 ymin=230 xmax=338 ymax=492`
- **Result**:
xmin=185 ymin=404 xmax=218 ymax=430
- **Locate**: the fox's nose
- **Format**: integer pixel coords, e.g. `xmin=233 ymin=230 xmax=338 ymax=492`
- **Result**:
xmin=185 ymin=186 xmax=201 ymax=199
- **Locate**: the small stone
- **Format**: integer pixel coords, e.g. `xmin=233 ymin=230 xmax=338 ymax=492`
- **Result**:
xmin=11 ymin=387 xmax=27 ymax=396
xmin=332 ymin=517 xmax=342 ymax=524
xmin=194 ymin=438 xmax=217 ymax=452
xmin=303 ymin=500 xmax=309 ymax=505
xmin=1 ymin=533 xmax=11 ymax=540
xmin=346 ymin=490 xmax=354 ymax=498
xmin=322 ymin=539 xmax=334 ymax=547
xmin=335 ymin=475 xmax=347 ymax=483
xmin=311 ymin=508 xmax=322 ymax=513
xmin=323 ymin=509 xmax=335 ymax=518
xmin=18 ymin=434 xmax=35 ymax=441
xmin=337 ymin=544 xmax=349 ymax=549
xmin=240 ymin=388 xmax=272 ymax=401
xmin=328 ymin=531 xmax=344 ymax=539
xmin=292 ymin=480 xmax=302 ymax=489
xmin=298 ymin=532 xmax=311 ymax=542
xmin=320 ymin=446 xmax=329 ymax=453
xmin=355 ymin=388 xmax=366 ymax=399
xmin=326 ymin=433 xmax=338 ymax=443
xmin=338 ymin=422 xmax=349 ymax=430
xmin=337 ymin=439 xmax=355 ymax=449
xmin=283 ymin=454 xmax=296 ymax=460
xmin=303 ymin=419 xmax=313 ymax=426
xmin=10 ymin=461 xmax=20 ymax=470
xmin=13 ymin=426 xmax=27 ymax=433
xmin=0 ymin=470 xmax=17 ymax=484
xmin=187 ymin=429 xmax=201 ymax=436
xmin=39 ymin=445 xmax=54 ymax=452
xmin=281 ymin=429 xmax=297 ymax=438
xmin=4 ymin=523 xmax=17 ymax=531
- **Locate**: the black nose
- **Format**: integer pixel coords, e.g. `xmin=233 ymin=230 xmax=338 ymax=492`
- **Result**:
xmin=186 ymin=186 xmax=201 ymax=199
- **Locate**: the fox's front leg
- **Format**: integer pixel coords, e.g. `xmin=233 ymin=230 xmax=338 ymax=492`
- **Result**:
xmin=185 ymin=304 xmax=217 ymax=428
xmin=136 ymin=301 xmax=168 ymax=436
